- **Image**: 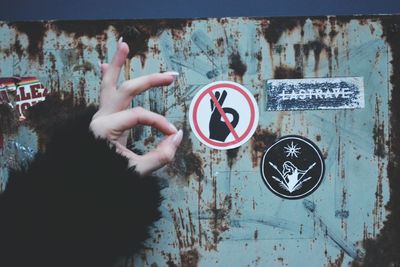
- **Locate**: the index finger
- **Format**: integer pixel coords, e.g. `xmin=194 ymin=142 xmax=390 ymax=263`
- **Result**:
xmin=100 ymin=39 xmax=129 ymax=102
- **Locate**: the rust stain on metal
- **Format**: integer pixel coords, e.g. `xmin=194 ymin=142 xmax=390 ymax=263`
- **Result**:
xmin=48 ymin=52 xmax=57 ymax=72
xmin=52 ymin=20 xmax=111 ymax=38
xmin=216 ymin=37 xmax=224 ymax=48
xmin=144 ymin=135 xmax=155 ymax=146
xmin=327 ymin=251 xmax=345 ymax=267
xmin=95 ymin=41 xmax=107 ymax=62
xmin=53 ymin=20 xmax=191 ymax=60
xmin=372 ymin=161 xmax=385 ymax=237
xmin=9 ymin=21 xmax=47 ymax=64
xmin=277 ymin=257 xmax=284 ymax=264
xmin=167 ymin=122 xmax=204 ymax=184
xmin=328 ymin=16 xmax=353 ymax=28
xmin=170 ymin=208 xmax=188 ymax=249
xmin=328 ymin=17 xmax=340 ymax=40
xmin=196 ymin=174 xmax=204 ymax=249
xmin=285 ymin=17 xmax=355 ymax=76
xmin=363 ymin=223 xmax=370 ymax=242
xmin=273 ymin=65 xmax=303 ymax=79
xmin=12 ymin=38 xmax=24 ymax=60
xmin=302 ymin=40 xmax=332 ymax=73
xmin=340 ymin=188 xmax=349 ymax=240
xmin=226 ymin=147 xmax=239 ymax=169
xmin=294 ymin=40 xmax=334 ymax=76
xmin=187 ymin=207 xmax=197 ymax=247
xmin=251 ymin=127 xmax=279 ymax=168
xmin=76 ymin=42 xmax=85 ymax=59
xmin=77 ymin=77 xmax=86 ymax=101
xmin=166 ymin=253 xmax=179 ymax=267
xmin=312 ymin=18 xmax=328 ymax=38
xmin=206 ymin=150 xmax=231 ymax=251
xmin=169 ymin=207 xmax=200 ymax=267
xmin=373 ymin=97 xmax=386 ymax=158
xmin=228 ymin=51 xmax=247 ymax=81
xmin=207 ymin=181 xmax=230 ymax=251
xmin=293 ymin=43 xmax=304 ymax=75
xmin=72 ymin=62 xmax=96 ymax=73
xmin=353 ymin=15 xmax=400 ymax=267
xmin=260 ymin=17 xmax=306 ymax=45
xmin=180 ymin=249 xmax=200 ymax=267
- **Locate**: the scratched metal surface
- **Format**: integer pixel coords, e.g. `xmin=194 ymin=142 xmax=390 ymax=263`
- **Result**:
xmin=0 ymin=16 xmax=398 ymax=266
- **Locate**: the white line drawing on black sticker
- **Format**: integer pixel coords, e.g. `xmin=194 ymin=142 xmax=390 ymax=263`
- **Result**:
xmin=269 ymin=161 xmax=316 ymax=193
xmin=284 ymin=141 xmax=301 ymax=158
xmin=260 ymin=135 xmax=325 ymax=199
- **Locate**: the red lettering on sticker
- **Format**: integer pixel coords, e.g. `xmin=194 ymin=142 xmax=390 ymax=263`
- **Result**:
xmin=30 ymin=84 xmax=42 ymax=98
xmin=18 ymin=87 xmax=32 ymax=101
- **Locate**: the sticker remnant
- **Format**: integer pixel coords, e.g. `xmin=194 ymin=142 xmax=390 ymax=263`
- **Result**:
xmin=0 ymin=77 xmax=48 ymax=119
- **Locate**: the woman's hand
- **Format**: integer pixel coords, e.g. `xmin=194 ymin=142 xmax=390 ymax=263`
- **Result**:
xmin=90 ymin=38 xmax=183 ymax=175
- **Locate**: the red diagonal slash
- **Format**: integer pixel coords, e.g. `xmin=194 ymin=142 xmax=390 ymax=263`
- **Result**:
xmin=208 ymin=91 xmax=240 ymax=141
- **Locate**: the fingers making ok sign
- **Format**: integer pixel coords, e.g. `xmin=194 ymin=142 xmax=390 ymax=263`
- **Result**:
xmin=90 ymin=38 xmax=183 ymax=175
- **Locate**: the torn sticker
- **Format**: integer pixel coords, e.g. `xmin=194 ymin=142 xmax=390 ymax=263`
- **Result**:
xmin=0 ymin=77 xmax=48 ymax=119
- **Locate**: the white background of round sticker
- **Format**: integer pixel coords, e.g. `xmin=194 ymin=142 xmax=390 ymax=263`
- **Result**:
xmin=189 ymin=81 xmax=259 ymax=150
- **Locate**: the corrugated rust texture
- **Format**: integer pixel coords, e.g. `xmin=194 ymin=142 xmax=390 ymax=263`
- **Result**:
xmin=0 ymin=15 xmax=398 ymax=266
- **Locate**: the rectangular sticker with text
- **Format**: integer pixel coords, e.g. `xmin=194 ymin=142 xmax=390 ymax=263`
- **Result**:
xmin=266 ymin=77 xmax=364 ymax=111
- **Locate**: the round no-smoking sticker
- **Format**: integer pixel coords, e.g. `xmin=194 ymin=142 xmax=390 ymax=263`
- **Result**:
xmin=189 ymin=81 xmax=259 ymax=150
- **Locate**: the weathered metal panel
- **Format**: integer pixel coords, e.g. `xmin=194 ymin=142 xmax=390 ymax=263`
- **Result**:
xmin=0 ymin=16 xmax=399 ymax=266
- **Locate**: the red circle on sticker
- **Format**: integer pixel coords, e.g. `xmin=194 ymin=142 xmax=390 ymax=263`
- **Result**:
xmin=189 ymin=81 xmax=259 ymax=150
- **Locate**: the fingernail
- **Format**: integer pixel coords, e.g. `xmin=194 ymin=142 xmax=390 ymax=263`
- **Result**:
xmin=173 ymin=129 xmax=183 ymax=145
xmin=163 ymin=71 xmax=179 ymax=76
xmin=163 ymin=71 xmax=179 ymax=81
xmin=98 ymin=60 xmax=102 ymax=68
xmin=169 ymin=123 xmax=178 ymax=133
xmin=118 ymin=36 xmax=123 ymax=44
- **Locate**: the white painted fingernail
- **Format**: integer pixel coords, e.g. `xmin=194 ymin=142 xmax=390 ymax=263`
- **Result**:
xmin=118 ymin=36 xmax=123 ymax=44
xmin=169 ymin=123 xmax=178 ymax=133
xmin=163 ymin=71 xmax=179 ymax=76
xmin=173 ymin=129 xmax=183 ymax=145
xmin=164 ymin=71 xmax=179 ymax=82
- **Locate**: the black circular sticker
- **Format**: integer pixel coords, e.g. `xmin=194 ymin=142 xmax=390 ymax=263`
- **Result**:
xmin=260 ymin=135 xmax=325 ymax=199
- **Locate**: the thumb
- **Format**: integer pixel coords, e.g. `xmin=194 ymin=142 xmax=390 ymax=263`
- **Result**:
xmin=132 ymin=130 xmax=183 ymax=175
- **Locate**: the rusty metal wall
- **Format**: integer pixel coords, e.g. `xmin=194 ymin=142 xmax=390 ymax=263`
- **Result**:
xmin=0 ymin=16 xmax=399 ymax=266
